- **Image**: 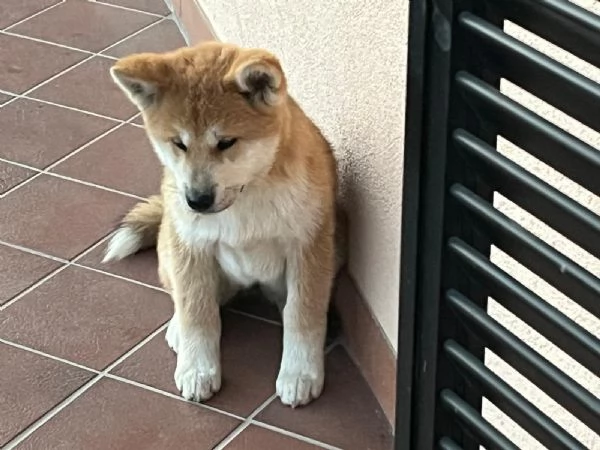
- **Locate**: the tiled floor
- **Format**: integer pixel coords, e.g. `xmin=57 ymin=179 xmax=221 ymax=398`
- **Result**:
xmin=0 ymin=1 xmax=393 ymax=449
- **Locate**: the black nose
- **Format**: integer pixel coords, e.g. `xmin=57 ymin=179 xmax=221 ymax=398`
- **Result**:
xmin=186 ymin=191 xmax=215 ymax=212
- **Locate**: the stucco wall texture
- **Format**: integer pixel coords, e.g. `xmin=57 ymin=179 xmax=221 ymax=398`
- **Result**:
xmin=197 ymin=0 xmax=408 ymax=351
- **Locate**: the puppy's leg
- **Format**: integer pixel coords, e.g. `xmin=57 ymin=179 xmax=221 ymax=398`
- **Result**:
xmin=277 ymin=225 xmax=334 ymax=407
xmin=169 ymin=246 xmax=222 ymax=402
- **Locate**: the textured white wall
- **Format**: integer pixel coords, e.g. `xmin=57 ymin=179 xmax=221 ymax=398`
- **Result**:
xmin=198 ymin=0 xmax=409 ymax=350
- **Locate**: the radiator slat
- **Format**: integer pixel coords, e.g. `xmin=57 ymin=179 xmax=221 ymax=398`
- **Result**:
xmin=459 ymin=12 xmax=600 ymax=130
xmin=450 ymin=181 xmax=600 ymax=317
xmin=444 ymin=340 xmax=587 ymax=450
xmin=440 ymin=389 xmax=519 ymax=450
xmin=455 ymin=72 xmax=600 ymax=196
xmin=445 ymin=289 xmax=600 ymax=432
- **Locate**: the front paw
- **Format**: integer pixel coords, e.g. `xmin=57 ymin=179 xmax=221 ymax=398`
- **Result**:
xmin=175 ymin=353 xmax=221 ymax=402
xmin=276 ymin=364 xmax=324 ymax=408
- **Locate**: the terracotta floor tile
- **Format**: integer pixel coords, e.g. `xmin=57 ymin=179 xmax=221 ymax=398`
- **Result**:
xmin=0 ymin=244 xmax=62 ymax=305
xmin=102 ymin=0 xmax=171 ymax=16
xmin=105 ymin=19 xmax=186 ymax=58
xmin=0 ymin=175 xmax=136 ymax=259
xmin=112 ymin=312 xmax=281 ymax=416
xmin=0 ymin=99 xmax=115 ymax=168
xmin=226 ymin=426 xmax=323 ymax=450
xmin=257 ymin=347 xmax=393 ymax=450
xmin=52 ymin=125 xmax=162 ymax=197
xmin=18 ymin=378 xmax=240 ymax=450
xmin=10 ymin=0 xmax=158 ymax=52
xmin=29 ymin=56 xmax=138 ymax=120
xmin=0 ymin=0 xmax=61 ymax=29
xmin=0 ymin=343 xmax=93 ymax=447
xmin=77 ymin=245 xmax=161 ymax=287
xmin=0 ymin=34 xmax=86 ymax=94
xmin=0 ymin=161 xmax=35 ymax=194
xmin=0 ymin=266 xmax=172 ymax=370
xmin=0 ymin=92 xmax=13 ymax=105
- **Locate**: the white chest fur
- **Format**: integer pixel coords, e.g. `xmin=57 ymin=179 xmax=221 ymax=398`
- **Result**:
xmin=172 ymin=180 xmax=320 ymax=288
xmin=216 ymin=240 xmax=286 ymax=287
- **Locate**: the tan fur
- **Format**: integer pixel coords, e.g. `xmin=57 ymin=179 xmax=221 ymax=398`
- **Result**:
xmin=122 ymin=195 xmax=162 ymax=249
xmin=106 ymin=42 xmax=342 ymax=407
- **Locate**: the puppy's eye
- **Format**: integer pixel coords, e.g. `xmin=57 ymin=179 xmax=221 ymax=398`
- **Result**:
xmin=171 ymin=138 xmax=187 ymax=151
xmin=216 ymin=138 xmax=237 ymax=151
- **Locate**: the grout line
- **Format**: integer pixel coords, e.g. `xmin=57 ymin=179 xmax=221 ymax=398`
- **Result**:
xmin=99 ymin=16 xmax=167 ymax=52
xmin=0 ymin=157 xmax=144 ymax=200
xmin=70 ymin=232 xmax=114 ymax=261
xmin=251 ymin=421 xmax=343 ymax=450
xmin=0 ymin=122 xmax=126 ymax=199
xmin=0 ymin=30 xmax=96 ymax=57
xmin=0 ymin=239 xmax=67 ymax=263
xmin=103 ymin=321 xmax=170 ymax=372
xmin=70 ymin=232 xmax=167 ymax=293
xmin=0 ymin=56 xmax=94 ymax=110
xmin=2 ymin=375 xmax=103 ymax=449
xmin=0 ymin=16 xmax=167 ymax=111
xmin=0 ymin=231 xmax=165 ymax=295
xmin=0 ymin=338 xmax=100 ymax=374
xmin=0 ymin=229 xmax=127 ymax=312
xmin=16 ymin=95 xmax=124 ymax=122
xmin=45 ymin=173 xmax=146 ymax=200
xmin=2 ymin=321 xmax=170 ymax=450
xmin=227 ymin=309 xmax=282 ymax=327
xmin=93 ymin=0 xmax=166 ymax=18
xmin=0 ymin=87 xmax=123 ymax=122
xmin=104 ymin=374 xmax=244 ymax=421
xmin=0 ymin=263 xmax=70 ymax=312
xmin=0 ymin=230 xmax=165 ymax=295
xmin=211 ymin=421 xmax=252 ymax=449
xmin=72 ymin=263 xmax=167 ymax=293
xmin=0 ymin=172 xmax=42 ymax=198
xmin=212 ymin=394 xmax=278 ymax=450
xmin=0 ymin=107 xmax=144 ymax=199
xmin=1 ymin=1 xmax=65 ymax=31
xmin=42 ymin=120 xmax=125 ymax=169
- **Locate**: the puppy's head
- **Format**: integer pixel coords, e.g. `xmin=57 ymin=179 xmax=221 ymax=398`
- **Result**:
xmin=110 ymin=42 xmax=288 ymax=214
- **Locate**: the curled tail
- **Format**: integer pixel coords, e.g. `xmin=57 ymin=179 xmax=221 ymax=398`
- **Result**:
xmin=103 ymin=195 xmax=163 ymax=262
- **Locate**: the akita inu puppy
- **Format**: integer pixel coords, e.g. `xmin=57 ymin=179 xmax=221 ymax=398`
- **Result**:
xmin=105 ymin=42 xmax=342 ymax=407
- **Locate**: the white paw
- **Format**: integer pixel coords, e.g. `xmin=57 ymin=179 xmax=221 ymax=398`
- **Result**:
xmin=276 ymin=365 xmax=324 ymax=408
xmin=165 ymin=318 xmax=179 ymax=353
xmin=173 ymin=334 xmax=221 ymax=402
xmin=175 ymin=360 xmax=221 ymax=402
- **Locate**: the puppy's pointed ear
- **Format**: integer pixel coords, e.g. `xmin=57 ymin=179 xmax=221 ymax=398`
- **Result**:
xmin=225 ymin=49 xmax=287 ymax=108
xmin=110 ymin=54 xmax=171 ymax=109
